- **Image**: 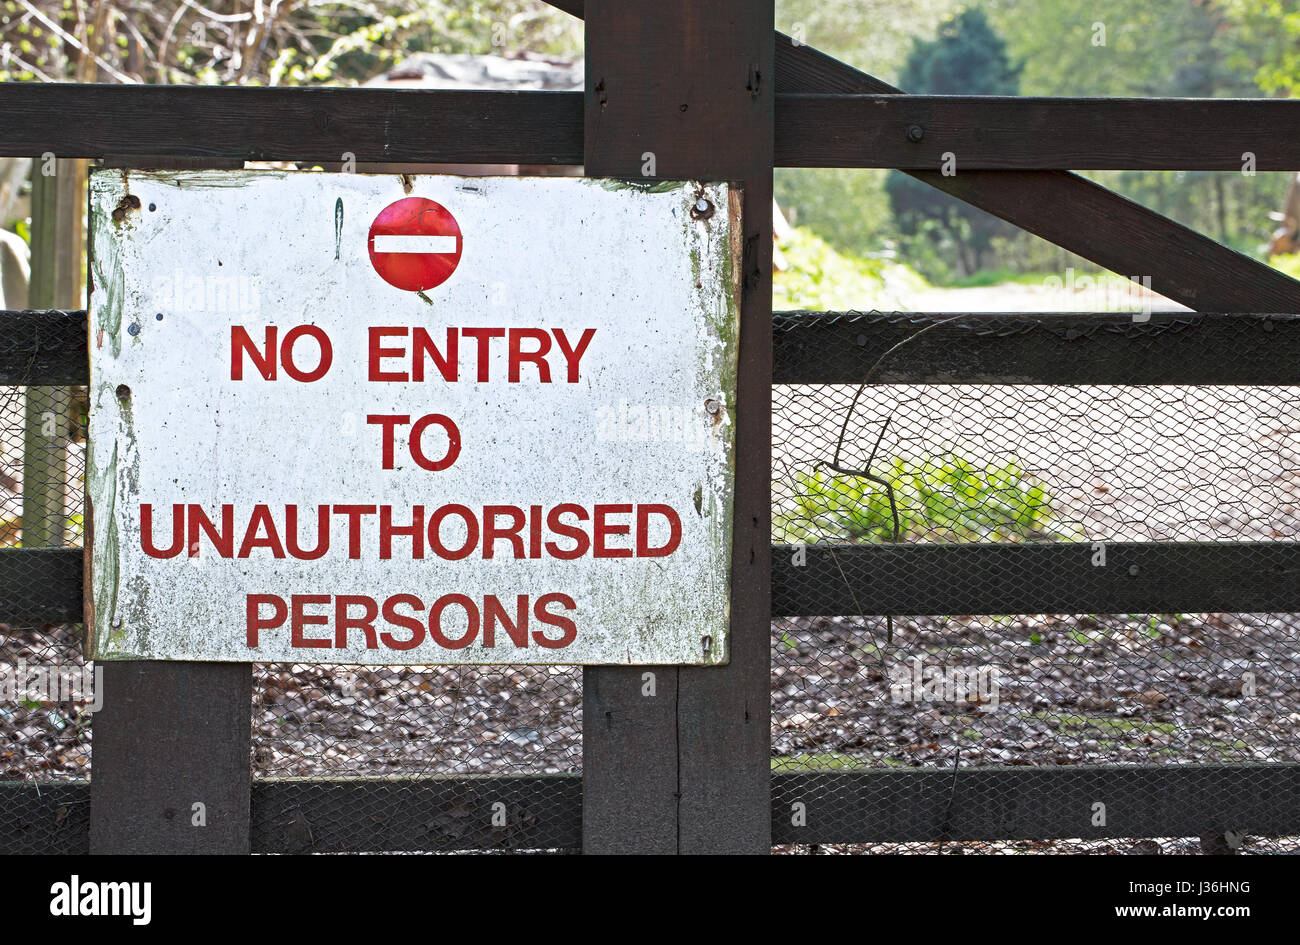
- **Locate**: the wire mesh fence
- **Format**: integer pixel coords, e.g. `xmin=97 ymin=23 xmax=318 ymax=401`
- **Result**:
xmin=249 ymin=663 xmax=582 ymax=852
xmin=4 ymin=307 xmax=1300 ymax=853
xmin=251 ymin=665 xmax=581 ymax=779
xmin=770 ymin=316 xmax=1300 ymax=852
xmin=0 ymin=381 xmax=88 ymax=785
xmin=0 ymin=377 xmax=91 ymax=853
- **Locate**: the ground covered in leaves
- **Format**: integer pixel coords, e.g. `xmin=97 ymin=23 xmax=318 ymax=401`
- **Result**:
xmin=3 ymin=610 xmax=1298 ymax=853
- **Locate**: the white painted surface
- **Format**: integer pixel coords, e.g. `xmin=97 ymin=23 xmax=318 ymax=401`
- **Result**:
xmin=370 ymin=235 xmax=459 ymax=253
xmin=87 ymin=170 xmax=738 ymax=665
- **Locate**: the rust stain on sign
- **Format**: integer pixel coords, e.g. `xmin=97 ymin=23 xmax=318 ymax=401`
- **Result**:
xmin=87 ymin=169 xmax=740 ymax=666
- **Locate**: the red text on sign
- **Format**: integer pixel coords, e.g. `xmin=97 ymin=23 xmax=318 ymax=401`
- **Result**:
xmin=367 ymin=326 xmax=597 ymax=383
xmin=141 ymin=502 xmax=683 ymax=561
xmin=230 ymin=325 xmax=333 ymax=382
xmin=245 ymin=591 xmax=578 ymax=651
xmin=367 ymin=414 xmax=462 ymax=470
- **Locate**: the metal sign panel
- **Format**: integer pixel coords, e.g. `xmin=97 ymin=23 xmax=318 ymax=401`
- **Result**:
xmin=86 ymin=170 xmax=739 ymax=665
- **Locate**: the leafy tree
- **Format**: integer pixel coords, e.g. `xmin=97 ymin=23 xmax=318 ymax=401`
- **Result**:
xmin=985 ymin=0 xmax=1285 ymax=256
xmin=896 ymin=6 xmax=1020 ymax=93
xmin=776 ymin=0 xmax=962 ymax=87
xmin=884 ymin=8 xmax=1021 ymax=277
xmin=1216 ymin=0 xmax=1300 ymax=97
xmin=772 ymin=0 xmax=963 ymax=265
xmin=0 ymin=0 xmax=581 ymax=86
xmin=987 ymin=0 xmax=1259 ymax=98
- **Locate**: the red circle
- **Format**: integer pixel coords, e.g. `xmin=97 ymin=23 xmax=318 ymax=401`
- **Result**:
xmin=367 ymin=197 xmax=463 ymax=292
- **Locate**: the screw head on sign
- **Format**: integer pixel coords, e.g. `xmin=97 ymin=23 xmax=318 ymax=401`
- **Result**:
xmin=127 ymin=323 xmax=140 ymax=336
xmin=690 ymin=197 xmax=715 ymax=221
xmin=705 ymin=398 xmax=720 ymax=415
xmin=907 ymin=124 xmax=925 ymax=142
xmin=368 ymin=197 xmax=463 ymax=292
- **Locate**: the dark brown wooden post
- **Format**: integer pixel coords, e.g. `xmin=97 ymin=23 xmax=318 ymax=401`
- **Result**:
xmin=89 ymin=157 xmax=252 ymax=855
xmin=89 ymin=662 xmax=251 ymax=853
xmin=582 ymin=0 xmax=774 ymax=853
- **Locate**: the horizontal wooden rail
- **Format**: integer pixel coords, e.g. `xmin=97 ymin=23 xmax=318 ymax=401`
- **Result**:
xmin=0 ymin=85 xmax=585 ymax=165
xmin=8 ymin=765 xmax=1300 ymax=851
xmin=7 ymin=542 xmax=1300 ymax=624
xmin=773 ymin=542 xmax=1300 ymax=616
xmin=0 ymin=781 xmax=89 ymax=854
xmin=772 ymin=764 xmax=1300 ymax=844
xmin=251 ymin=776 xmax=582 ymax=853
xmin=0 ymin=549 xmax=83 ymax=623
xmin=774 ymin=311 xmax=1300 ymax=385
xmin=777 ymin=94 xmax=1300 ymax=170
xmin=3 ymin=86 xmax=1298 ymax=311
xmin=9 ymin=309 xmax=1300 ymax=387
xmin=0 ymin=777 xmax=581 ymax=854
xmin=0 ymin=309 xmax=86 ymax=385
xmin=5 ymin=84 xmax=1299 ymax=172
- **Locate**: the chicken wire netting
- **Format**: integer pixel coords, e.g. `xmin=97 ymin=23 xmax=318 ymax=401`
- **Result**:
xmin=0 ymin=377 xmax=92 ymax=853
xmin=3 ymin=307 xmax=1300 ymax=854
xmin=249 ymin=663 xmax=582 ymax=852
xmin=771 ymin=312 xmax=1300 ymax=854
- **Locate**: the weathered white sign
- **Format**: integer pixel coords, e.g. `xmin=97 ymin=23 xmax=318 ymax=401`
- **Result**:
xmin=86 ymin=170 xmax=738 ymax=665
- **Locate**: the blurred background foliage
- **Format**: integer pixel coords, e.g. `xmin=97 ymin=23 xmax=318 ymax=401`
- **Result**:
xmin=2 ymin=0 xmax=1300 ymax=297
xmin=0 ymin=0 xmax=580 ymax=86
xmin=774 ymin=0 xmax=1300 ymax=294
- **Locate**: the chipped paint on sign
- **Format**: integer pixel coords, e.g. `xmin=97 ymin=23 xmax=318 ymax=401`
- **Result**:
xmin=86 ymin=170 xmax=739 ymax=665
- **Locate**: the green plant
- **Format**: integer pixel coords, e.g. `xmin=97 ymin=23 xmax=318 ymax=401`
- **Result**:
xmin=771 ymin=752 xmax=874 ymax=771
xmin=778 ymin=453 xmax=1063 ymax=543
xmin=1272 ymin=252 xmax=1300 ymax=281
xmin=772 ymin=223 xmax=926 ymax=311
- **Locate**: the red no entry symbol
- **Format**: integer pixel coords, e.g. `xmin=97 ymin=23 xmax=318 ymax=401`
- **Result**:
xmin=368 ymin=197 xmax=463 ymax=292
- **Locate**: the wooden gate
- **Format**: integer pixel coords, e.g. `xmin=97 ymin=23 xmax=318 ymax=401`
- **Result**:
xmin=2 ymin=0 xmax=1300 ymax=853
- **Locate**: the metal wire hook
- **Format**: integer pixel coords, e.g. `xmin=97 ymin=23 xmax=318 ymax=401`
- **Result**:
xmin=824 ymin=313 xmax=969 ymax=643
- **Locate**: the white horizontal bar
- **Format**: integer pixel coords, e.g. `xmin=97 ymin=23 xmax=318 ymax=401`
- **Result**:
xmin=372 ymin=235 xmax=459 ymax=254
